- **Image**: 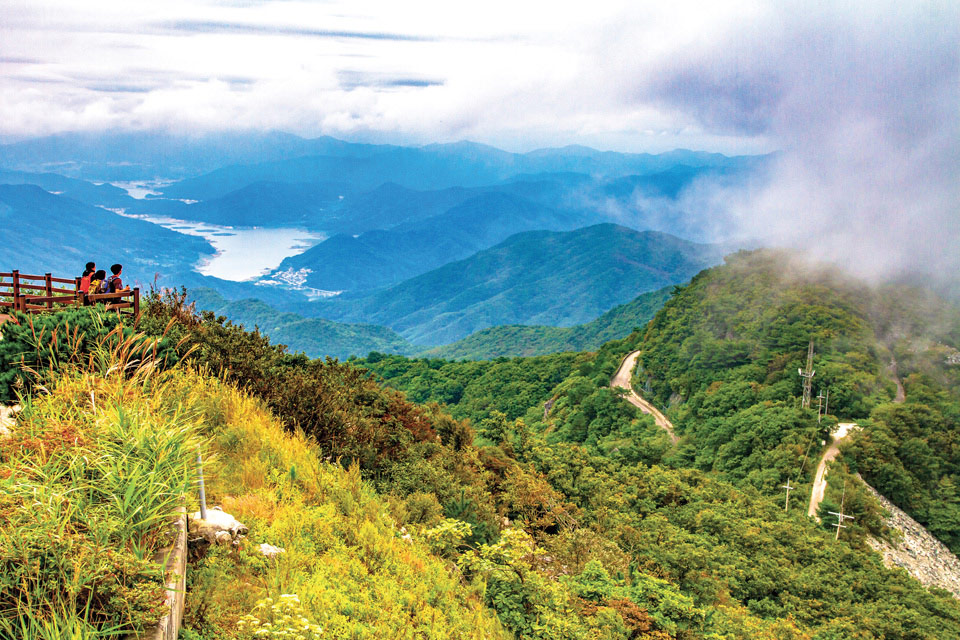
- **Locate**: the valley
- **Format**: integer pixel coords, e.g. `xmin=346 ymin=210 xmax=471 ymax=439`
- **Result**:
xmin=2 ymin=3 xmax=954 ymax=638
xmin=1 ymin=133 xmax=749 ymax=358
xmin=2 ymin=134 xmax=959 ymax=640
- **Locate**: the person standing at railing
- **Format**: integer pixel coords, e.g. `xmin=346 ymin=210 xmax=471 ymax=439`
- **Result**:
xmin=79 ymin=262 xmax=96 ymax=294
xmin=106 ymin=264 xmax=130 ymax=293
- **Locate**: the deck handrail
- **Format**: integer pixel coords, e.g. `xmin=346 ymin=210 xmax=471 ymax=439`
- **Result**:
xmin=0 ymin=269 xmax=140 ymax=318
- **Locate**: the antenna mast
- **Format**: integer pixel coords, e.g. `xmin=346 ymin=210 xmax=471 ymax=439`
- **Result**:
xmin=799 ymin=339 xmax=816 ymax=409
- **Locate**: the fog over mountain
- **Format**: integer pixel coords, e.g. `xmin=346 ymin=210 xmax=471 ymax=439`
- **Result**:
xmin=632 ymin=2 xmax=959 ymax=283
xmin=5 ymin=1 xmax=953 ymax=287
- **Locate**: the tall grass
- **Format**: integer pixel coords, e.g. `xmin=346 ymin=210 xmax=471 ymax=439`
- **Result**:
xmin=0 ymin=315 xmax=200 ymax=639
xmin=171 ymin=375 xmax=511 ymax=639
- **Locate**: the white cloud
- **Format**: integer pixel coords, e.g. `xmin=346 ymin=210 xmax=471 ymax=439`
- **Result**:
xmin=1 ymin=0 xmax=956 ymax=282
xmin=0 ymin=0 xmax=779 ymax=151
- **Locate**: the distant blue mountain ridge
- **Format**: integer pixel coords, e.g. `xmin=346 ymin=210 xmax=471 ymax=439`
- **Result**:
xmin=311 ymin=223 xmax=725 ymax=345
xmin=0 ymin=184 xmax=212 ymax=278
xmin=0 ymin=132 xmax=761 ymax=359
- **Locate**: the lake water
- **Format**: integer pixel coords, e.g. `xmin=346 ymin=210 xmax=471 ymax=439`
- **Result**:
xmin=110 ymin=181 xmax=325 ymax=282
xmin=121 ymin=213 xmax=325 ymax=281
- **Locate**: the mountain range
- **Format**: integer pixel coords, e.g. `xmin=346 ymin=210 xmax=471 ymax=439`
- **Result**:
xmin=181 ymin=225 xmax=717 ymax=357
xmin=1 ymin=131 xmax=755 ymax=357
xmin=188 ymin=288 xmax=416 ymax=359
xmin=271 ymin=192 xmax=592 ymax=292
xmin=0 ymin=184 xmax=212 ymax=278
xmin=422 ymin=285 xmax=675 ymax=360
xmin=317 ymin=223 xmax=723 ymax=345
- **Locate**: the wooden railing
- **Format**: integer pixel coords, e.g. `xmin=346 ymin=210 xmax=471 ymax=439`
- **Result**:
xmin=0 ymin=270 xmax=140 ymax=318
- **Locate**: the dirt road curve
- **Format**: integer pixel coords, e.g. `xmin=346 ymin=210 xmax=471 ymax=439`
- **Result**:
xmin=611 ymin=351 xmax=678 ymax=444
xmin=807 ymin=422 xmax=858 ymax=519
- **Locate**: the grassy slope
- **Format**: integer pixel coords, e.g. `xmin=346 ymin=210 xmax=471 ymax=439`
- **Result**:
xmin=0 ymin=365 xmax=201 ymax=637
xmin=177 ymin=372 xmax=509 ymax=639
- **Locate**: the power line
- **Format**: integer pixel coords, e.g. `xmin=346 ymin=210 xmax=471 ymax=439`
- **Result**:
xmin=816 ymin=388 xmax=829 ymax=425
xmin=798 ymin=433 xmax=816 ymax=477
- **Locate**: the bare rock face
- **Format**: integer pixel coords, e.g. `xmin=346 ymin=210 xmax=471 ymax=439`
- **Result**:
xmin=864 ymin=483 xmax=960 ymax=598
xmin=188 ymin=507 xmax=248 ymax=556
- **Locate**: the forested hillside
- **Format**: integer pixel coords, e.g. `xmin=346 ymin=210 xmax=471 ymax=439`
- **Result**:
xmin=273 ymin=192 xmax=590 ymax=292
xmin=321 ymin=225 xmax=721 ymax=345
xmin=0 ymin=184 xmax=213 ymax=276
xmin=424 ymin=286 xmax=673 ymax=360
xmin=356 ymin=249 xmax=960 ymax=637
xmin=629 ymin=250 xmax=960 ymax=552
xmin=188 ymin=287 xmax=417 ymax=359
xmin=5 ymin=251 xmax=960 ymax=639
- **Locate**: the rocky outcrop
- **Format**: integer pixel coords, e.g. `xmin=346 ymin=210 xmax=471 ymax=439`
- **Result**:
xmin=258 ymin=542 xmax=286 ymax=558
xmin=188 ymin=507 xmax=248 ymax=556
xmin=864 ymin=483 xmax=960 ymax=598
xmin=0 ymin=404 xmax=19 ymax=438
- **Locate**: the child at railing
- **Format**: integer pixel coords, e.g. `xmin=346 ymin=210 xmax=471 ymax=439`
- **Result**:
xmin=89 ymin=269 xmax=106 ymax=295
xmin=106 ymin=264 xmax=130 ymax=293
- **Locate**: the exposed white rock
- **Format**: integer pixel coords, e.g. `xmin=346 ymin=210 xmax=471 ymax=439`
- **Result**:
xmin=864 ymin=482 xmax=960 ymax=598
xmin=0 ymin=404 xmax=21 ymax=438
xmin=188 ymin=507 xmax=249 ymax=546
xmin=258 ymin=543 xmax=286 ymax=558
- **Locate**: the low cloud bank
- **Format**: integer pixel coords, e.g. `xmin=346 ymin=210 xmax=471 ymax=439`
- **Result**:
xmin=633 ymin=2 xmax=959 ymax=283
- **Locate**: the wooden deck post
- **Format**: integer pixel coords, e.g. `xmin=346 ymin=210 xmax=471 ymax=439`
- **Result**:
xmin=11 ymin=270 xmax=19 ymax=312
xmin=44 ymin=273 xmax=53 ymax=310
xmin=133 ymin=287 xmax=140 ymax=318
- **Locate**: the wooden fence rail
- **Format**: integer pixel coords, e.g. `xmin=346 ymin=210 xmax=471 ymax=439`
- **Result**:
xmin=0 ymin=270 xmax=139 ymax=318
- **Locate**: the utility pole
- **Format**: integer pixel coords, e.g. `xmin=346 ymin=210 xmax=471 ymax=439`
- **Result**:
xmin=781 ymin=479 xmax=795 ymax=512
xmin=798 ymin=339 xmax=816 ymax=409
xmin=816 ymin=389 xmax=826 ymax=424
xmin=828 ymin=480 xmax=854 ymax=540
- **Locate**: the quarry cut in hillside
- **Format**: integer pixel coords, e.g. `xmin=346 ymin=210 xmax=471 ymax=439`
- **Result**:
xmin=864 ymin=480 xmax=960 ymax=599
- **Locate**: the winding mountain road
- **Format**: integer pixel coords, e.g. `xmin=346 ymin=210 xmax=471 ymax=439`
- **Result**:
xmin=611 ymin=351 xmax=678 ymax=444
xmin=807 ymin=422 xmax=858 ymax=519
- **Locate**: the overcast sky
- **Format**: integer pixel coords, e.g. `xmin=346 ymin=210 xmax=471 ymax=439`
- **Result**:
xmin=1 ymin=0 xmax=949 ymax=154
xmin=2 ymin=0 xmax=958 ymax=278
